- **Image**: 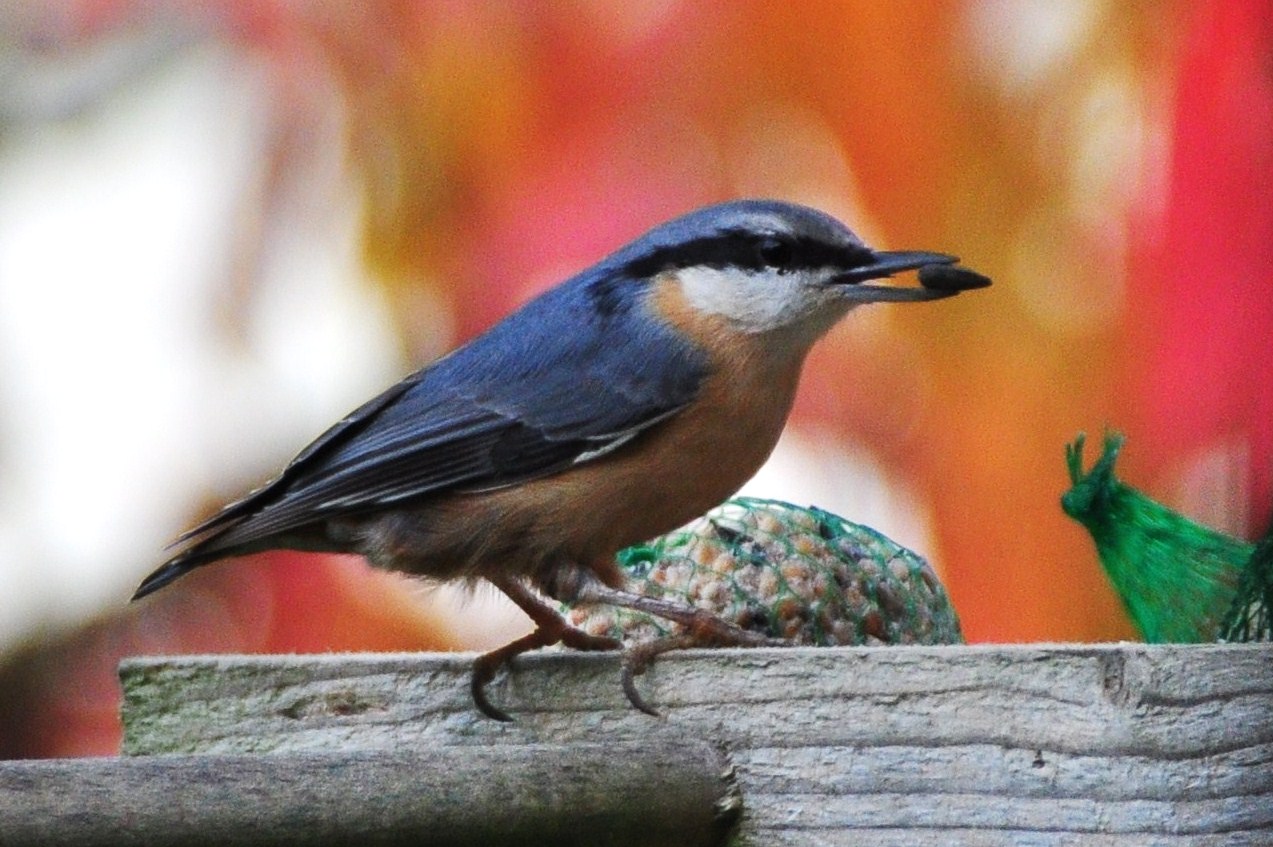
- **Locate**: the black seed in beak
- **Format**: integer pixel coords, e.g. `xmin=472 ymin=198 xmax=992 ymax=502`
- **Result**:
xmin=918 ymin=264 xmax=992 ymax=292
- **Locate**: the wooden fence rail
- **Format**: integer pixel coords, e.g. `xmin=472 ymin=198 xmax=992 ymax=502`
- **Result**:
xmin=1 ymin=644 xmax=1270 ymax=845
xmin=113 ymin=643 xmax=1273 ymax=846
xmin=0 ymin=742 xmax=737 ymax=847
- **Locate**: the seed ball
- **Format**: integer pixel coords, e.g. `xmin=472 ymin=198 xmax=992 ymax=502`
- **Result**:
xmin=566 ymin=498 xmax=963 ymax=648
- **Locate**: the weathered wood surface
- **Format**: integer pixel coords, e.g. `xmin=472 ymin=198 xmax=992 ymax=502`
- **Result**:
xmin=0 ymin=742 xmax=738 ymax=847
xmin=121 ymin=644 xmax=1273 ymax=846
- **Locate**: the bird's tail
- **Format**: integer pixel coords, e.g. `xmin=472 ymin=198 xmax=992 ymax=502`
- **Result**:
xmin=131 ymin=549 xmax=214 ymax=601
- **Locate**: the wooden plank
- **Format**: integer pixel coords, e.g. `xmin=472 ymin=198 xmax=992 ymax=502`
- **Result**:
xmin=120 ymin=644 xmax=1273 ymax=845
xmin=0 ymin=742 xmax=738 ymax=847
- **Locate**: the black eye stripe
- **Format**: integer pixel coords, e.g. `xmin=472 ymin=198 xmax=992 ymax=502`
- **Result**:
xmin=757 ymin=237 xmax=793 ymax=270
xmin=621 ymin=231 xmax=873 ymax=278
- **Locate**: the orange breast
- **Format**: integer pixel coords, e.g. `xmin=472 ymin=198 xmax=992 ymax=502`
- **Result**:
xmin=358 ymin=272 xmax=814 ymax=590
xmin=464 ymin=273 xmax=809 ymax=576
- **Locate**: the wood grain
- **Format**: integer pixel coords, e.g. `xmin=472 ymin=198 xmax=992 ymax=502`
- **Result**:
xmin=0 ymin=742 xmax=738 ymax=847
xmin=121 ymin=644 xmax=1273 ymax=845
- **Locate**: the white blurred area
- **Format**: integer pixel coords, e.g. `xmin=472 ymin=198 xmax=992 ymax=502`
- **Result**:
xmin=0 ymin=39 xmax=403 ymax=646
xmin=741 ymin=430 xmax=934 ymax=556
xmin=0 ymin=24 xmax=940 ymax=654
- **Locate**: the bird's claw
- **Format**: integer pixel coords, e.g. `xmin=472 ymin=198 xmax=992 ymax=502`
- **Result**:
xmin=477 ymin=573 xmax=789 ymax=720
xmin=619 ymin=635 xmax=695 ymax=717
xmin=470 ymin=664 xmax=515 ymax=723
xmin=469 ymin=622 xmax=620 ymax=722
xmin=617 ymin=626 xmax=791 ymax=716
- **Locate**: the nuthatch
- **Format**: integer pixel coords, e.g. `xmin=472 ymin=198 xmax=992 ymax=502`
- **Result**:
xmin=134 ymin=199 xmax=990 ymax=720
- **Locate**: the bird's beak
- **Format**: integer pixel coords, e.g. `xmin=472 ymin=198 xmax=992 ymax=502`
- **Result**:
xmin=830 ymin=250 xmax=961 ymax=302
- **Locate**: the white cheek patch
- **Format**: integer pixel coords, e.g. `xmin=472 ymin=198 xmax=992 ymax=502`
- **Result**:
xmin=677 ymin=266 xmax=819 ymax=333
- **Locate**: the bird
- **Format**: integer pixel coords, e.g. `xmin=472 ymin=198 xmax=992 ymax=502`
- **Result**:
xmin=133 ymin=198 xmax=990 ymax=720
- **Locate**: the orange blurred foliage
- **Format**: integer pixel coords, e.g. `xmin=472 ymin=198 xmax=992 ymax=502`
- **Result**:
xmin=4 ymin=0 xmax=1270 ymax=756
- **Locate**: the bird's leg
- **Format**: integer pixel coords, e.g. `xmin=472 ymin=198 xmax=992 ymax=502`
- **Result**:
xmin=572 ymin=580 xmax=787 ymax=648
xmin=472 ymin=574 xmax=620 ymax=722
xmin=565 ymin=579 xmax=789 ymax=716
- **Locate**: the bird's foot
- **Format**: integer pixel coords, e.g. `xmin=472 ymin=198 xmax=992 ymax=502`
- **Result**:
xmin=619 ymin=635 xmax=695 ymax=716
xmin=478 ymin=573 xmax=786 ymax=720
xmin=470 ymin=622 xmax=619 ymax=722
xmin=575 ymin=581 xmax=789 ymax=716
xmin=474 ymin=575 xmax=620 ymax=721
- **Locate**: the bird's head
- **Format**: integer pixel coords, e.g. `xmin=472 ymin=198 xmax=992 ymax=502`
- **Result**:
xmin=609 ymin=199 xmax=976 ymax=341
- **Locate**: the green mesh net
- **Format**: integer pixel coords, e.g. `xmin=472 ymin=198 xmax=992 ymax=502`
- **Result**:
xmin=1063 ymin=432 xmax=1253 ymax=643
xmin=1220 ymin=526 xmax=1273 ymax=642
xmin=562 ymin=497 xmax=963 ymax=646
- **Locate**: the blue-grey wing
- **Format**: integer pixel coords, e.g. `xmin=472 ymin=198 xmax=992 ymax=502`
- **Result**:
xmin=178 ymin=277 xmax=707 ymax=554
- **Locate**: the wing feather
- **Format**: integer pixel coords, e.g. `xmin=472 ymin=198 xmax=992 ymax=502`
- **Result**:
xmin=177 ymin=274 xmax=708 ymax=558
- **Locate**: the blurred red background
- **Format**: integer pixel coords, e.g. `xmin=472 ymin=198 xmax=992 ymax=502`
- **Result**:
xmin=0 ymin=0 xmax=1268 ymax=756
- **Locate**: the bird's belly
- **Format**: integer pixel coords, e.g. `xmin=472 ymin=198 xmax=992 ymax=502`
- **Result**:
xmin=544 ymin=387 xmax=790 ymax=553
xmin=350 ymin=352 xmax=802 ymax=588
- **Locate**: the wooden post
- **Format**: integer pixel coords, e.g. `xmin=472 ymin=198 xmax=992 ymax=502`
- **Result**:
xmin=115 ymin=644 xmax=1273 ymax=845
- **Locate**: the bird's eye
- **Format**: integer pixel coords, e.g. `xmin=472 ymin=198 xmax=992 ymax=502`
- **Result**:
xmin=757 ymin=237 xmax=793 ymax=271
